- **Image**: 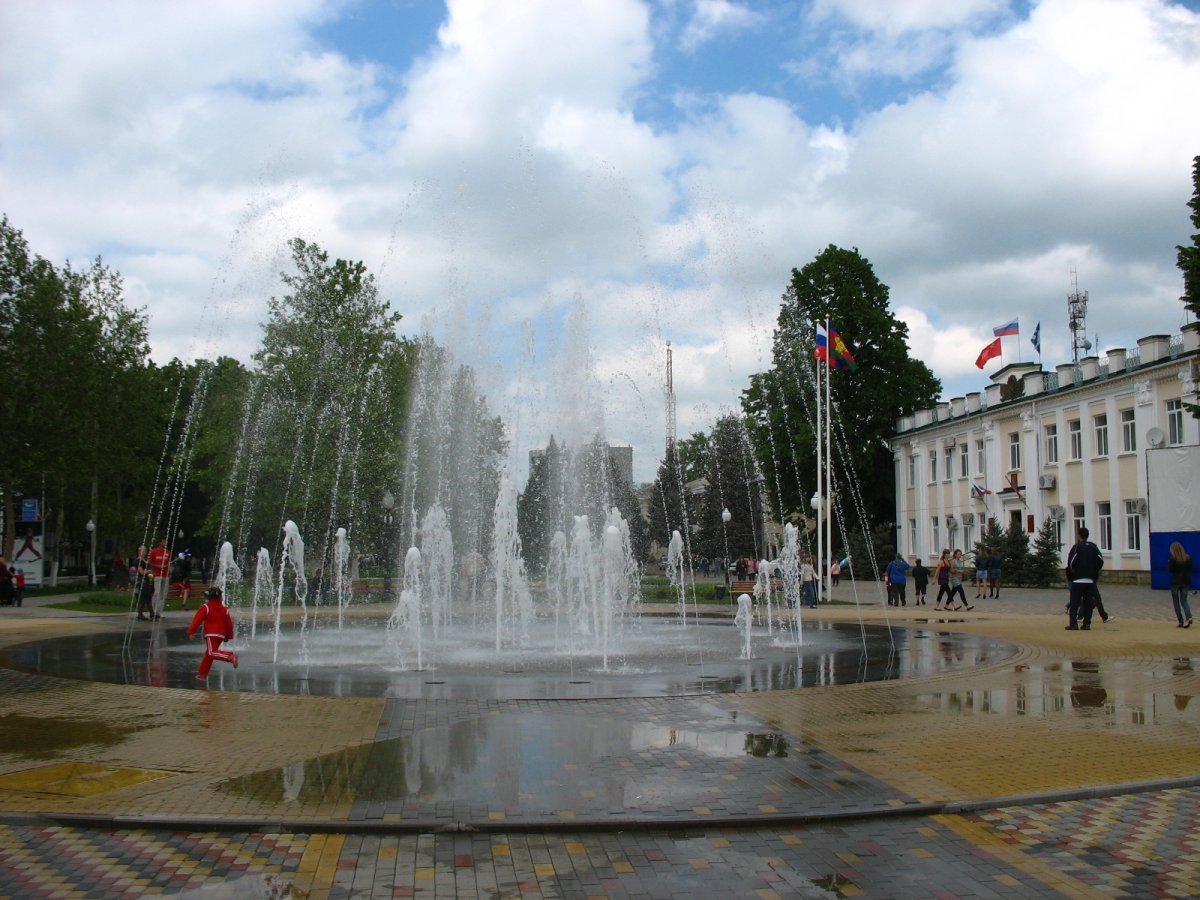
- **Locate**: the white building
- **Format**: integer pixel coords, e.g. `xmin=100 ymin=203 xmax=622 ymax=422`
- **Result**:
xmin=892 ymin=325 xmax=1200 ymax=583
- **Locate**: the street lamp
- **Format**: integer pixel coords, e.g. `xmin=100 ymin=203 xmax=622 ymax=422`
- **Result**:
xmin=85 ymin=519 xmax=96 ymax=587
xmin=381 ymin=491 xmax=396 ymax=594
xmin=720 ymin=507 xmax=732 ymax=594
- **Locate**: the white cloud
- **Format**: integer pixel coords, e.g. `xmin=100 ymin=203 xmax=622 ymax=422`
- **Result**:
xmin=1 ymin=0 xmax=1197 ymax=485
xmin=679 ymin=0 xmax=763 ymax=52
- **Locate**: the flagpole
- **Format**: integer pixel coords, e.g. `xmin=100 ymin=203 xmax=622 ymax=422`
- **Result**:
xmin=824 ymin=327 xmax=833 ymax=604
xmin=815 ymin=321 xmax=824 ymax=607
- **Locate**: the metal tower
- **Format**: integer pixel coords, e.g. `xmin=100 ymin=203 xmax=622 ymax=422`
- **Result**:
xmin=1068 ymin=269 xmax=1091 ymax=365
xmin=665 ymin=341 xmax=676 ymax=454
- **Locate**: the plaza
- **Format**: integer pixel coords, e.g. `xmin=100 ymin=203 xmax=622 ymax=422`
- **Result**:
xmin=1 ymin=584 xmax=1197 ymax=898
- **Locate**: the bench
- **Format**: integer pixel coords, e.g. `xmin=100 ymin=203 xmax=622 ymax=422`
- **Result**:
xmin=731 ymin=580 xmax=758 ymax=596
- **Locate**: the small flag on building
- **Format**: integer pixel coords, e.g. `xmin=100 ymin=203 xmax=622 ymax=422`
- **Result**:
xmin=1031 ymin=321 xmax=1041 ymax=354
xmin=814 ymin=323 xmax=859 ymax=371
xmin=975 ymin=337 xmax=1002 ymax=369
xmin=993 ymin=319 xmax=1019 ymax=337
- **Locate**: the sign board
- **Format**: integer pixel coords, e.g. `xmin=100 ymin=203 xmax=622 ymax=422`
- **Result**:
xmin=11 ymin=521 xmax=44 ymax=589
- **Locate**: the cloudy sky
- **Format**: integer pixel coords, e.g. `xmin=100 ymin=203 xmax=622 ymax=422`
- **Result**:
xmin=2 ymin=0 xmax=1198 ymax=482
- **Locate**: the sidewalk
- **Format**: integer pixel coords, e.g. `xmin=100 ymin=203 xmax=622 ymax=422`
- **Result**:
xmin=1 ymin=583 xmax=1197 ymax=897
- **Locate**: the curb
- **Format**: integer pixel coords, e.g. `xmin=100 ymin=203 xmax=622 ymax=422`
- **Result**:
xmin=6 ymin=775 xmax=1198 ymax=836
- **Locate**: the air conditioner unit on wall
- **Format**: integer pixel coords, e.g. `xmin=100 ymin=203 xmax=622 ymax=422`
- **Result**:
xmin=945 ymin=515 xmax=958 ymax=529
xmin=1133 ymin=498 xmax=1148 ymax=515
xmin=1039 ymin=474 xmax=1056 ymax=490
xmin=1049 ymin=505 xmax=1066 ymax=521
xmin=961 ymin=512 xmax=976 ymax=526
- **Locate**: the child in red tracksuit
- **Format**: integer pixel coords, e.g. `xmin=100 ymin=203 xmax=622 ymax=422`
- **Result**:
xmin=187 ymin=586 xmax=238 ymax=679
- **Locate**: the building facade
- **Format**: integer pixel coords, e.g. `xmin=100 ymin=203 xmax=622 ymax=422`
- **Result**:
xmin=892 ymin=325 xmax=1200 ymax=581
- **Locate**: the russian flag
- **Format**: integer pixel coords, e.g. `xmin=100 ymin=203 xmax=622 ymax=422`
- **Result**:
xmin=814 ymin=323 xmax=858 ymax=371
xmin=993 ymin=319 xmax=1019 ymax=337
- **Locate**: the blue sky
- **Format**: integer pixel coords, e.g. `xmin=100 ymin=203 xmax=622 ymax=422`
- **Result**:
xmin=2 ymin=0 xmax=1199 ymax=482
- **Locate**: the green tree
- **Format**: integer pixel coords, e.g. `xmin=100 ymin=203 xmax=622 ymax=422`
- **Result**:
xmin=218 ymin=237 xmax=415 ymax=572
xmin=743 ymin=246 xmax=941 ymax=540
xmin=0 ymin=216 xmax=156 ymax=573
xmin=1026 ymin=517 xmax=1064 ymax=588
xmin=1178 ymin=154 xmax=1200 ymax=320
xmin=1177 ymin=154 xmax=1200 ymax=418
xmin=647 ymin=442 xmax=695 ymax=555
xmin=675 ymin=431 xmax=711 ymax=484
xmin=695 ymin=414 xmax=765 ymax=561
xmin=999 ymin=521 xmax=1031 ymax=588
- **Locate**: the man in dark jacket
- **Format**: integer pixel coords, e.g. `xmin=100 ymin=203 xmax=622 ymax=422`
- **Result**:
xmin=1065 ymin=526 xmax=1104 ymax=630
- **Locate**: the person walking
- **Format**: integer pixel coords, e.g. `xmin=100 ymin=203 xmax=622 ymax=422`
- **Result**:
xmin=1167 ymin=541 xmax=1194 ymax=628
xmin=148 ymin=537 xmax=171 ymax=620
xmin=933 ymin=550 xmax=952 ymax=610
xmin=885 ymin=554 xmax=910 ymax=606
xmin=800 ymin=555 xmax=818 ymax=608
xmin=987 ymin=548 xmax=1003 ymax=598
xmin=131 ymin=545 xmax=153 ymax=621
xmin=1065 ymin=526 xmax=1104 ymax=630
xmin=946 ymin=549 xmax=973 ymax=610
xmin=912 ymin=558 xmax=929 ymax=605
xmin=974 ymin=548 xmax=988 ymax=599
xmin=187 ymin=586 xmax=238 ymax=680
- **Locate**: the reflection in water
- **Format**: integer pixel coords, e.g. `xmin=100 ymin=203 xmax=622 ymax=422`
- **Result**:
xmin=220 ymin=710 xmax=799 ymax=809
xmin=921 ymin=655 xmax=1200 ymax=729
xmin=0 ymin=623 xmax=1018 ymax=700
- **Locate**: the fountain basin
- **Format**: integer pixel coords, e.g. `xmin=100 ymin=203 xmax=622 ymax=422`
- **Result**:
xmin=0 ymin=620 xmax=1017 ymax=700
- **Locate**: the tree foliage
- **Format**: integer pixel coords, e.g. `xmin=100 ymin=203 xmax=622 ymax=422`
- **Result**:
xmin=1178 ymin=154 xmax=1200 ymax=320
xmin=0 ymin=215 xmax=159 ymax=570
xmin=1026 ymin=517 xmax=1065 ymax=588
xmin=217 ymin=238 xmax=416 ymax=570
xmin=743 ymin=246 xmax=941 ymax=534
xmin=647 ymin=442 xmax=695 ymax=554
xmin=694 ymin=414 xmax=764 ymax=561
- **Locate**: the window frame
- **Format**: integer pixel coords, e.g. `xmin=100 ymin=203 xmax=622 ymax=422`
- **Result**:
xmin=1097 ymin=501 xmax=1112 ymax=552
xmin=1068 ymin=419 xmax=1083 ymax=461
xmin=1093 ymin=413 xmax=1109 ymax=458
xmin=1120 ymin=409 xmax=1136 ymax=453
xmin=1167 ymin=398 xmax=1184 ymax=446
xmin=1123 ymin=500 xmax=1142 ymax=552
xmin=1044 ymin=422 xmax=1059 ymax=464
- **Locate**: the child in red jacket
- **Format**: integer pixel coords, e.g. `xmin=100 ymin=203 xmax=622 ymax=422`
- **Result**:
xmin=187 ymin=586 xmax=238 ymax=679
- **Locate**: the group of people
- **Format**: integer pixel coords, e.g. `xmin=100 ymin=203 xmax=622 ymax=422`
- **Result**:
xmin=883 ymin=549 xmax=978 ymax=611
xmin=0 ymin=555 xmax=26 ymax=607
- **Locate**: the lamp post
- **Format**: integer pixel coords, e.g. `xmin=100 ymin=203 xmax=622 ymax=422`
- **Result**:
xmin=720 ymin=507 xmax=732 ymax=598
xmin=381 ymin=491 xmax=396 ymax=594
xmin=85 ymin=519 xmax=96 ymax=587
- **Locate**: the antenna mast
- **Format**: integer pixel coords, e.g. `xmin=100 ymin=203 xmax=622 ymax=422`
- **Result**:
xmin=665 ymin=341 xmax=677 ymax=454
xmin=1067 ymin=269 xmax=1091 ymax=365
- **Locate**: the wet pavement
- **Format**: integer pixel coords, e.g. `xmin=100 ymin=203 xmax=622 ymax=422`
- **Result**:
xmin=1 ymin=582 xmax=1198 ymax=897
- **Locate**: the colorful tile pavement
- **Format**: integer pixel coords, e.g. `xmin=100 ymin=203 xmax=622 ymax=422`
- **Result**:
xmin=1 ymin=584 xmax=1199 ymax=896
xmin=2 ymin=787 xmax=1197 ymax=897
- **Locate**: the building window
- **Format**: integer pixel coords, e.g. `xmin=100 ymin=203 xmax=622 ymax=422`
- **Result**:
xmin=1068 ymin=419 xmax=1082 ymax=460
xmin=930 ymin=451 xmax=938 ymax=483
xmin=944 ymin=445 xmax=954 ymax=481
xmin=1167 ymin=399 xmax=1184 ymax=446
xmin=1052 ymin=518 xmax=1063 ymax=550
xmin=1008 ymin=432 xmax=1021 ymax=471
xmin=908 ymin=454 xmax=917 ymax=489
xmin=1097 ymin=501 xmax=1112 ymax=552
xmin=1071 ymin=503 xmax=1086 ymax=538
xmin=909 ymin=518 xmax=918 ymax=556
xmin=1124 ymin=500 xmax=1142 ymax=552
xmin=1044 ymin=423 xmax=1059 ymax=464
xmin=959 ymin=444 xmax=968 ymax=478
xmin=975 ymin=439 xmax=985 ymax=475
xmin=1120 ymin=409 xmax=1136 ymax=453
xmin=964 ymin=523 xmax=974 ymax=553
xmin=1093 ymin=414 xmax=1109 ymax=457
xmin=932 ymin=516 xmax=940 ymax=553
